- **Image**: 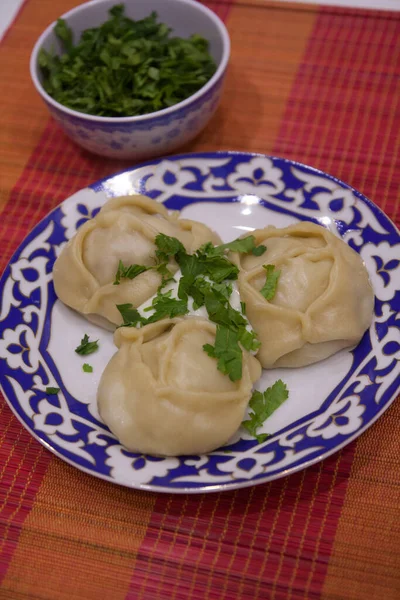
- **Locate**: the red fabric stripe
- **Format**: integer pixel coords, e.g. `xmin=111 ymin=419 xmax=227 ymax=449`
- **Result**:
xmin=273 ymin=9 xmax=400 ymax=226
xmin=126 ymin=451 xmax=354 ymax=600
xmin=0 ymin=121 xmax=128 ymax=262
xmin=0 ymin=410 xmax=52 ymax=583
xmin=0 ymin=120 xmax=128 ymax=582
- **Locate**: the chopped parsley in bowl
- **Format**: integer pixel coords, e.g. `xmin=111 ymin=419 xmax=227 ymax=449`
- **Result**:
xmin=38 ymin=6 xmax=217 ymax=118
xmin=30 ymin=0 xmax=230 ymax=159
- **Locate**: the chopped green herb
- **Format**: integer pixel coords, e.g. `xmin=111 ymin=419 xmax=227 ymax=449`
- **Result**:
xmin=113 ymin=260 xmax=152 ymax=285
xmin=117 ymin=234 xmax=261 ymax=382
xmin=155 ymin=233 xmax=186 ymax=263
xmin=38 ymin=7 xmax=217 ymax=117
xmin=117 ymin=292 xmax=188 ymax=327
xmin=154 ymin=234 xmax=260 ymax=379
xmin=113 ymin=258 xmax=174 ymax=289
xmin=240 ymin=301 xmax=246 ymax=315
xmin=204 ymin=293 xmax=259 ymax=355
xmin=54 ymin=18 xmax=73 ymax=52
xmin=203 ymin=321 xmax=259 ymax=382
xmin=116 ymin=304 xmax=145 ymax=327
xmin=238 ymin=327 xmax=260 ymax=353
xmin=260 ymin=264 xmax=281 ymax=301
xmin=156 ymin=262 xmax=175 ymax=288
xmin=202 ymin=235 xmax=266 ymax=257
xmin=203 ymin=325 xmax=243 ymax=382
xmin=201 ymin=254 xmax=239 ymax=283
xmin=82 ymin=363 xmax=93 ymax=373
xmin=242 ymin=380 xmax=289 ymax=442
xmin=252 ymin=244 xmax=267 ymax=257
xmin=46 ymin=387 xmax=60 ymax=395
xmin=145 ymin=291 xmax=188 ymax=323
xmin=75 ymin=334 xmax=99 ymax=355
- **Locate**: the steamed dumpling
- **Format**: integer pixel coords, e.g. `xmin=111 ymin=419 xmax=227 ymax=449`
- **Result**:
xmin=53 ymin=195 xmax=220 ymax=329
xmin=234 ymin=222 xmax=374 ymax=368
xmin=97 ymin=318 xmax=262 ymax=456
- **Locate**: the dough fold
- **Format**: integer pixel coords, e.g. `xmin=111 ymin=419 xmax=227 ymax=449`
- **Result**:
xmin=233 ymin=222 xmax=374 ymax=368
xmin=53 ymin=195 xmax=220 ymax=329
xmin=98 ymin=318 xmax=262 ymax=456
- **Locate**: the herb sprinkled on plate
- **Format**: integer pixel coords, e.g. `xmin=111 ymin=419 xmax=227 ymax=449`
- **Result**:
xmin=75 ymin=334 xmax=99 ymax=356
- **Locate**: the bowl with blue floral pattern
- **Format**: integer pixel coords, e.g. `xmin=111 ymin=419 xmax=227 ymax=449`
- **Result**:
xmin=30 ymin=0 xmax=230 ymax=160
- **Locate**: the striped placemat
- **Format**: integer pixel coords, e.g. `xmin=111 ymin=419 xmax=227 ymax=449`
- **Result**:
xmin=0 ymin=1 xmax=399 ymax=598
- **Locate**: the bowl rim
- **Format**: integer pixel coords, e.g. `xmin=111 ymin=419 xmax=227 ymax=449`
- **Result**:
xmin=29 ymin=0 xmax=230 ymax=124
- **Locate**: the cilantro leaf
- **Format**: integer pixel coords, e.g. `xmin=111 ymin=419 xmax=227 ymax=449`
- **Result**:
xmin=204 ymin=292 xmax=247 ymax=330
xmin=116 ymin=304 xmax=145 ymax=327
xmin=211 ymin=282 xmax=233 ymax=302
xmin=46 ymin=387 xmax=60 ymax=395
xmin=203 ymin=235 xmax=265 ymax=256
xmin=119 ymin=232 xmax=260 ymax=383
xmin=242 ymin=380 xmax=289 ymax=441
xmin=203 ymin=325 xmax=243 ymax=382
xmin=117 ymin=292 xmax=188 ymax=327
xmin=203 ymin=343 xmax=216 ymax=358
xmin=145 ymin=292 xmax=188 ymax=323
xmin=82 ymin=363 xmax=93 ymax=373
xmin=195 ymin=245 xmax=239 ymax=283
xmin=75 ymin=334 xmax=99 ymax=355
xmin=201 ymin=254 xmax=239 ymax=283
xmin=238 ymin=328 xmax=261 ymax=353
xmin=177 ymin=253 xmax=203 ymax=300
xmin=156 ymin=263 xmax=175 ymax=288
xmin=155 ymin=233 xmax=186 ymax=263
xmin=54 ymin=18 xmax=73 ymax=53
xmin=113 ymin=261 xmax=152 ymax=285
xmin=260 ymin=264 xmax=281 ymax=301
xmin=252 ymin=244 xmax=267 ymax=256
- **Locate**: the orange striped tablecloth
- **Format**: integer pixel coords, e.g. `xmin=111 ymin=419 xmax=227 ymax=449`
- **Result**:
xmin=0 ymin=1 xmax=399 ymax=598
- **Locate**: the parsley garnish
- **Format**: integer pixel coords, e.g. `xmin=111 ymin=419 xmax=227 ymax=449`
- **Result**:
xmin=38 ymin=7 xmax=217 ymax=118
xmin=82 ymin=363 xmax=93 ymax=373
xmin=203 ymin=325 xmax=244 ymax=381
xmin=242 ymin=380 xmax=289 ymax=442
xmin=202 ymin=235 xmax=266 ymax=257
xmin=113 ymin=258 xmax=174 ymax=289
xmin=116 ymin=304 xmax=145 ymax=327
xmin=156 ymin=263 xmax=175 ymax=288
xmin=113 ymin=261 xmax=152 ymax=285
xmin=75 ymin=334 xmax=99 ymax=355
xmin=116 ymin=233 xmax=262 ymax=382
xmin=260 ymin=265 xmax=281 ymax=301
xmin=117 ymin=292 xmax=188 ymax=327
xmin=144 ymin=291 xmax=188 ymax=323
xmin=252 ymin=244 xmax=267 ymax=256
xmin=155 ymin=234 xmax=186 ymax=263
xmin=46 ymin=387 xmax=60 ymax=395
xmin=157 ymin=235 xmax=261 ymax=381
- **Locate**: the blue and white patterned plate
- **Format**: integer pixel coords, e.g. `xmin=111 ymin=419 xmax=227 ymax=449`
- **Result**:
xmin=0 ymin=152 xmax=399 ymax=493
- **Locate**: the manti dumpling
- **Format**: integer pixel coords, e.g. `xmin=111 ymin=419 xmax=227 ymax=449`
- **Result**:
xmin=97 ymin=318 xmax=262 ymax=456
xmin=53 ymin=195 xmax=220 ymax=329
xmin=234 ymin=222 xmax=374 ymax=368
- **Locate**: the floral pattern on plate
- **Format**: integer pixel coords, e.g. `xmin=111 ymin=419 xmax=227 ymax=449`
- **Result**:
xmin=0 ymin=152 xmax=399 ymax=493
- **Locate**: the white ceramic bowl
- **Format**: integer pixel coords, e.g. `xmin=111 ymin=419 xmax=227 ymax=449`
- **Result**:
xmin=30 ymin=0 xmax=230 ymax=160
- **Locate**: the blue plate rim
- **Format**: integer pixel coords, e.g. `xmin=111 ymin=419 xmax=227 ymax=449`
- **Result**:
xmin=0 ymin=150 xmax=399 ymax=493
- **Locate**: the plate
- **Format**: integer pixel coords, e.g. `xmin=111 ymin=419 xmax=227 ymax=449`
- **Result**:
xmin=0 ymin=152 xmax=399 ymax=493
